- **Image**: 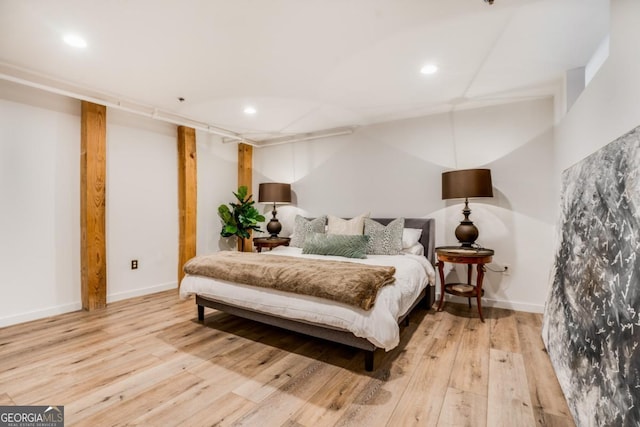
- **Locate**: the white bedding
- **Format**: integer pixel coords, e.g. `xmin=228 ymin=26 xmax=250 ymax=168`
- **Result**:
xmin=179 ymin=246 xmax=436 ymax=351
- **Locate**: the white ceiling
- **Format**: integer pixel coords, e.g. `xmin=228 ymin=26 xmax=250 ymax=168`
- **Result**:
xmin=0 ymin=0 xmax=609 ymax=143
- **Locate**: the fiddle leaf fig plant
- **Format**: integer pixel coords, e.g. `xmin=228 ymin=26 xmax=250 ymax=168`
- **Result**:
xmin=218 ymin=186 xmax=265 ymax=250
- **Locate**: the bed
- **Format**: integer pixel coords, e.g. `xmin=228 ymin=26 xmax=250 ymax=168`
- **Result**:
xmin=179 ymin=217 xmax=436 ymax=371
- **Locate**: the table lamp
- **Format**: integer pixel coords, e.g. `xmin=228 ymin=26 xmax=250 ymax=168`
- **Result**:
xmin=442 ymin=169 xmax=493 ymax=248
xmin=258 ymin=182 xmax=292 ymax=238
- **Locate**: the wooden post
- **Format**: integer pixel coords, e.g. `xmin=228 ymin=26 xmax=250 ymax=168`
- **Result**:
xmin=80 ymin=101 xmax=107 ymax=311
xmin=177 ymin=126 xmax=197 ymax=285
xmin=238 ymin=143 xmax=253 ymax=252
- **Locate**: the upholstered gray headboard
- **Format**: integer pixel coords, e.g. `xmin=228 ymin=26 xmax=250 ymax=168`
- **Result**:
xmin=370 ymin=218 xmax=436 ymax=266
xmin=309 ymin=217 xmax=436 ymax=265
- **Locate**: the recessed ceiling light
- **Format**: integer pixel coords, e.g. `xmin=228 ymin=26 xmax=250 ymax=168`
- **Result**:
xmin=243 ymin=106 xmax=257 ymax=115
xmin=63 ymin=34 xmax=87 ymax=48
xmin=420 ymin=64 xmax=438 ymax=75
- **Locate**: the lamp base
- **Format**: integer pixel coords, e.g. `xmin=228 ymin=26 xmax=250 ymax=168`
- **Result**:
xmin=266 ymin=219 xmax=282 ymax=238
xmin=266 ymin=203 xmax=282 ymax=238
xmin=455 ymin=221 xmax=479 ymax=248
xmin=454 ymin=198 xmax=479 ymax=247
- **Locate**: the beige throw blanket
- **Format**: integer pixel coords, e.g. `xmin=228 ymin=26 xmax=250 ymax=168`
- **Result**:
xmin=183 ymin=252 xmax=396 ymax=310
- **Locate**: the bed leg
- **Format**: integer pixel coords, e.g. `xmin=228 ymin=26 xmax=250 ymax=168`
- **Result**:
xmin=424 ymin=285 xmax=435 ymax=310
xmin=197 ymin=304 xmax=204 ymax=322
xmin=365 ymin=351 xmax=374 ymax=372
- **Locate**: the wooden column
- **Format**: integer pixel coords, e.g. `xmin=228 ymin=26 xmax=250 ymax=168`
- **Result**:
xmin=238 ymin=143 xmax=253 ymax=252
xmin=177 ymin=126 xmax=197 ymax=284
xmin=81 ymin=101 xmax=107 ymax=311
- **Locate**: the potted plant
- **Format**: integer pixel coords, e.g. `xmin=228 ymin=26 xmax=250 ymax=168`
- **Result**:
xmin=218 ymin=186 xmax=265 ymax=251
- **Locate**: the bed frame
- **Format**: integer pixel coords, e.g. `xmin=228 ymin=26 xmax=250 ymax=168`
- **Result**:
xmin=195 ymin=217 xmax=436 ymax=371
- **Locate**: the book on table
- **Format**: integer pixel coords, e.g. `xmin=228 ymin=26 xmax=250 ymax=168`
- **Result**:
xmin=451 ymin=284 xmax=474 ymax=293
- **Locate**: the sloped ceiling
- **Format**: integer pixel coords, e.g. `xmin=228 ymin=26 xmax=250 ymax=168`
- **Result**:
xmin=0 ymin=0 xmax=609 ymax=143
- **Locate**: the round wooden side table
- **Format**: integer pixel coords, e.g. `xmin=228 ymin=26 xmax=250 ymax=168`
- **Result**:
xmin=253 ymin=237 xmax=290 ymax=253
xmin=436 ymin=246 xmax=494 ymax=322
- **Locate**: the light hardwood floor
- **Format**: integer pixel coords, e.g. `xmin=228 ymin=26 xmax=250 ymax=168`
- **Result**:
xmin=0 ymin=290 xmax=575 ymax=426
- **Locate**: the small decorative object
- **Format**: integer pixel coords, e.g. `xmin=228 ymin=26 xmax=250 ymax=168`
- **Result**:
xmin=258 ymin=182 xmax=292 ymax=238
xmin=441 ymin=168 xmax=493 ymax=247
xmin=218 ymin=186 xmax=265 ymax=251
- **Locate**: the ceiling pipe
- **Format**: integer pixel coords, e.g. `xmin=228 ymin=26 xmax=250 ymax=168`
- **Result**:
xmin=0 ymin=72 xmax=259 ymax=145
xmin=1 ymin=66 xmax=352 ymax=148
xmin=222 ymin=126 xmax=357 ymax=147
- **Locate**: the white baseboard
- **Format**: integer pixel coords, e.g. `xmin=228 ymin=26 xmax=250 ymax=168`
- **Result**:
xmin=0 ymin=302 xmax=83 ymax=328
xmin=106 ymin=281 xmax=177 ymax=303
xmin=436 ymin=293 xmax=545 ymax=314
xmin=0 ymin=282 xmax=179 ymax=328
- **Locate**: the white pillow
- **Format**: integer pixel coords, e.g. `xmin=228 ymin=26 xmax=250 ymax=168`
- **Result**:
xmin=401 ymin=242 xmax=425 ymax=256
xmin=402 ymin=228 xmax=423 ymax=249
xmin=327 ymin=213 xmax=369 ymax=235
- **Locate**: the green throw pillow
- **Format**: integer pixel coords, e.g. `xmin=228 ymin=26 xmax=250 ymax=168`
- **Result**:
xmin=364 ymin=217 xmax=404 ymax=255
xmin=302 ymin=233 xmax=369 ymax=259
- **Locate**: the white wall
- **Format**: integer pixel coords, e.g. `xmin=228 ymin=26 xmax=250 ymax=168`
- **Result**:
xmin=0 ymin=81 xmax=237 ymax=326
xmin=254 ymin=97 xmax=556 ymax=312
xmin=0 ymin=80 xmax=81 ymax=326
xmin=555 ymin=0 xmax=640 ymax=172
xmin=195 ymin=132 xmax=239 ymax=254
xmin=106 ymin=110 xmax=179 ymax=302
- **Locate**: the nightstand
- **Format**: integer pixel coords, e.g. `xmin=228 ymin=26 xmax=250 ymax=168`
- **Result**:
xmin=436 ymin=246 xmax=494 ymax=322
xmin=253 ymin=237 xmax=291 ymax=253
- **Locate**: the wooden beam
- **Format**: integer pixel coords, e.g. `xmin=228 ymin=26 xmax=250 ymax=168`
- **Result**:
xmin=177 ymin=126 xmax=197 ymax=284
xmin=237 ymin=143 xmax=253 ymax=252
xmin=80 ymin=101 xmax=107 ymax=311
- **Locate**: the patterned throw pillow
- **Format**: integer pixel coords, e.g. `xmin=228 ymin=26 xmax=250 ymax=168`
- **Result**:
xmin=302 ymin=233 xmax=369 ymax=259
xmin=290 ymin=215 xmax=327 ymax=247
xmin=364 ymin=217 xmax=405 ymax=255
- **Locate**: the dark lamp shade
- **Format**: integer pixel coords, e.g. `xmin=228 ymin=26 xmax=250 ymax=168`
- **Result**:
xmin=442 ymin=169 xmax=493 ymax=200
xmin=258 ymin=183 xmax=291 ymax=204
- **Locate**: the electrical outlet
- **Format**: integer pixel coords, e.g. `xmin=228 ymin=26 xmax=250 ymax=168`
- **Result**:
xmin=131 ymin=260 xmax=138 ymax=270
xmin=503 ymin=264 xmax=510 ymax=275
